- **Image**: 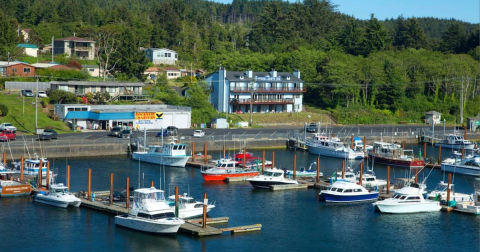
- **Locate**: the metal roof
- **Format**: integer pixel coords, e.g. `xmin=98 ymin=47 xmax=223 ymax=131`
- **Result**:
xmin=17 ymin=44 xmax=38 ymax=48
xmin=225 ymin=71 xmax=303 ymax=83
xmin=50 ymin=81 xmax=144 ymax=87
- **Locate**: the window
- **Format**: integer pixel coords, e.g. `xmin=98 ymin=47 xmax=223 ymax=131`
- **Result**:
xmin=12 ymin=68 xmax=17 ymax=73
xmin=91 ymin=87 xmax=96 ymax=93
xmin=109 ymin=87 xmax=115 ymax=93
xmin=89 ymin=68 xmax=94 ymax=72
xmin=157 ymin=53 xmax=160 ymax=57
xmin=23 ymin=68 xmax=31 ymax=73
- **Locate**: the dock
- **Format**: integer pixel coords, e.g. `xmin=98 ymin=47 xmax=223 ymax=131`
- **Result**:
xmin=440 ymin=205 xmax=454 ymax=212
xmin=270 ymin=184 xmax=308 ymax=190
xmin=79 ymin=197 xmax=128 ymax=215
xmin=225 ymin=176 xmax=254 ymax=182
xmin=179 ymin=217 xmax=262 ymax=236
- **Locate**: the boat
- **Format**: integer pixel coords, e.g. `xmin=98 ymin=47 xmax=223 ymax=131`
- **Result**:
xmin=247 ymin=168 xmax=298 ymax=188
xmin=305 ymin=133 xmax=365 ymax=159
xmin=241 ymin=159 xmax=273 ymax=169
xmin=12 ymin=154 xmax=50 ymax=176
xmin=373 ymin=183 xmax=441 ymax=213
xmin=454 ymin=178 xmax=480 ymax=215
xmin=132 ymin=142 xmax=191 ymax=167
xmin=353 ymin=137 xmax=373 ymax=152
xmin=34 ymin=183 xmax=82 ymax=208
xmin=328 ymin=169 xmax=357 ymax=183
xmin=201 ymin=160 xmax=259 ymax=181
xmin=285 ymin=162 xmax=323 ymax=178
xmin=0 ymin=167 xmax=31 ymax=197
xmin=356 ymin=170 xmax=388 ymax=189
xmin=368 ymin=142 xmax=424 ymax=168
xmin=166 ymin=193 xmax=215 ymax=219
xmin=115 ymin=187 xmax=185 ymax=234
xmin=441 ymin=151 xmax=468 ymax=165
xmin=434 ymin=134 xmax=475 ymax=150
xmin=441 ymin=155 xmax=480 ymax=176
xmin=319 ymin=181 xmax=378 ymax=203
xmin=426 ymin=181 xmax=473 ymax=204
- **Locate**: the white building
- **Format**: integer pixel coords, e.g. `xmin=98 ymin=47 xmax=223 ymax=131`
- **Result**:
xmin=145 ymin=48 xmax=178 ymax=65
xmin=54 ymin=36 xmax=96 ymax=60
xmin=16 ymin=44 xmax=38 ymax=57
xmin=82 ymin=65 xmax=101 ymax=77
xmin=425 ymin=111 xmax=442 ymax=124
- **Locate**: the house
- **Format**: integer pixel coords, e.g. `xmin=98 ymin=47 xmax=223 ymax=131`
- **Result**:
xmin=17 ymin=44 xmax=38 ymax=57
xmin=205 ymin=68 xmax=305 ymax=113
xmin=49 ymin=81 xmax=145 ymax=96
xmin=145 ymin=48 xmax=177 ymax=65
xmin=53 ymin=36 xmax=96 ymax=60
xmin=82 ymin=65 xmax=101 ymax=77
xmin=0 ymin=61 xmax=36 ymax=77
xmin=425 ymin=111 xmax=442 ymax=124
xmin=163 ymin=67 xmax=181 ymax=79
xmin=144 ymin=67 xmax=163 ymax=81
xmin=144 ymin=67 xmax=181 ymax=80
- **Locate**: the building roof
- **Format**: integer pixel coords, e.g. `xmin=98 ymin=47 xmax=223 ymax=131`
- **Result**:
xmin=17 ymin=44 xmax=38 ymax=49
xmin=65 ymin=111 xmax=135 ymax=120
xmin=56 ymin=104 xmax=191 ymax=113
xmin=0 ymin=61 xmax=32 ymax=67
xmin=164 ymin=67 xmax=180 ymax=71
xmin=224 ymin=71 xmax=302 ymax=83
xmin=145 ymin=67 xmax=162 ymax=72
xmin=55 ymin=36 xmax=95 ymax=43
xmin=50 ymin=81 xmax=145 ymax=87
xmin=425 ymin=111 xmax=441 ymax=115
xmin=31 ymin=63 xmax=59 ymax=68
xmin=21 ymin=28 xmax=31 ymax=33
xmin=146 ymin=48 xmax=176 ymax=53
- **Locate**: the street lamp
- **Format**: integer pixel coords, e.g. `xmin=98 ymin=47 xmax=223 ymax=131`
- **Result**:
xmin=249 ymin=82 xmax=254 ymax=126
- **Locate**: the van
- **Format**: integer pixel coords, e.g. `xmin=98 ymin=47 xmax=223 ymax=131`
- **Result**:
xmin=306 ymin=123 xmax=318 ymax=133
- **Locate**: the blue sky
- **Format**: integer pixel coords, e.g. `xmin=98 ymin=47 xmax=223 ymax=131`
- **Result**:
xmin=214 ymin=0 xmax=480 ymax=23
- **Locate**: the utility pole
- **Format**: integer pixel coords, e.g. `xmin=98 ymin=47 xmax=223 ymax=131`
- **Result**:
xmin=249 ymin=82 xmax=253 ymax=126
xmin=51 ymin=36 xmax=54 ymax=63
xmin=35 ymin=76 xmax=38 ymax=134
xmin=460 ymin=77 xmax=464 ymax=124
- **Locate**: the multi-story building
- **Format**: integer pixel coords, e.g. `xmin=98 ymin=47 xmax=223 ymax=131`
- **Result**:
xmin=205 ymin=68 xmax=305 ymax=113
xmin=144 ymin=48 xmax=178 ymax=65
xmin=53 ymin=36 xmax=96 ymax=60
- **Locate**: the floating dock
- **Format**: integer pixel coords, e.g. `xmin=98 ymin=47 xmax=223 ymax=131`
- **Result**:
xmin=225 ymin=176 xmax=254 ymax=182
xmin=270 ymin=184 xmax=309 ymax=191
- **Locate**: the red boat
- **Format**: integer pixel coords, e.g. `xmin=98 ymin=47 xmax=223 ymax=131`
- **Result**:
xmin=201 ymin=160 xmax=259 ymax=181
xmin=368 ymin=142 xmax=425 ymax=168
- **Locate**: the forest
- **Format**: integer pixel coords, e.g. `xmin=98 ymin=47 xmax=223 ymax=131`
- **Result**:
xmin=0 ymin=0 xmax=478 ymax=124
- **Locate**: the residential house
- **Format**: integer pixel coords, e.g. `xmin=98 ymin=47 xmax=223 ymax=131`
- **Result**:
xmin=205 ymin=68 xmax=305 ymax=113
xmin=17 ymin=44 xmax=38 ymax=57
xmin=164 ymin=67 xmax=181 ymax=79
xmin=145 ymin=48 xmax=177 ymax=65
xmin=144 ymin=67 xmax=162 ymax=81
xmin=0 ymin=61 xmax=35 ymax=77
xmin=49 ymin=81 xmax=145 ymax=96
xmin=144 ymin=67 xmax=181 ymax=80
xmin=82 ymin=65 xmax=101 ymax=77
xmin=54 ymin=36 xmax=96 ymax=60
xmin=425 ymin=111 xmax=442 ymax=124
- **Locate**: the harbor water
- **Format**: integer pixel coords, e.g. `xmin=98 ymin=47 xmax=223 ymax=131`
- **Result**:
xmin=1 ymin=145 xmax=479 ymax=252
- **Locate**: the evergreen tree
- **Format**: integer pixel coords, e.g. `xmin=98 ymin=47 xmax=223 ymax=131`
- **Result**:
xmin=402 ymin=18 xmax=427 ymax=49
xmin=115 ymin=29 xmax=149 ymax=81
xmin=337 ymin=19 xmax=364 ymax=55
xmin=362 ymin=14 xmax=390 ymax=56
xmin=441 ymin=23 xmax=465 ymax=53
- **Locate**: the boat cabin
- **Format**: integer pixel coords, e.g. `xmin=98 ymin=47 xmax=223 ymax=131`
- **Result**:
xmin=133 ymin=187 xmax=168 ymax=212
xmin=372 ymin=142 xmax=414 ymax=160
xmin=148 ymin=143 xmax=187 ymax=157
xmin=22 ymin=158 xmax=48 ymax=175
xmin=50 ymin=184 xmax=69 ymax=194
xmin=263 ymin=169 xmax=284 ymax=177
xmin=391 ymin=194 xmax=422 ymax=202
xmin=443 ymin=134 xmax=471 ymax=145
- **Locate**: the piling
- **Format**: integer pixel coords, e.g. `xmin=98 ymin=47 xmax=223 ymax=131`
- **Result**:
xmin=2 ymin=152 xmax=5 ymax=168
xmin=341 ymin=160 xmax=345 ymax=179
xmin=414 ymin=169 xmax=418 ymax=184
xmin=151 ymin=181 xmax=154 ymax=187
xmin=461 ymin=147 xmax=465 ymax=159
xmin=446 ymin=173 xmax=452 ymax=203
xmin=293 ymin=154 xmax=297 ymax=180
xmin=262 ymin=150 xmax=265 ymax=173
xmin=272 ymin=152 xmax=275 ymax=169
xmin=192 ymin=142 xmax=195 ymax=161
xmin=46 ymin=161 xmax=50 ymax=189
xmin=402 ymin=141 xmax=405 ymax=150
xmin=67 ymin=165 xmax=70 ymax=191
xmin=359 ymin=162 xmax=363 ymax=186
xmin=109 ymin=173 xmax=114 ymax=205
xmin=242 ymin=148 xmax=246 ymax=168
xmin=438 ymin=145 xmax=442 ymax=165
xmin=175 ymin=187 xmax=179 ymax=217
xmin=423 ymin=143 xmax=427 ymax=159
xmin=88 ymin=168 xmax=92 ymax=201
xmin=38 ymin=159 xmax=43 ymax=188
xmin=126 ymin=177 xmax=130 ymax=210
xmin=351 ymin=136 xmax=354 ymax=149
xmin=316 ymin=156 xmax=320 ymax=183
xmin=203 ymin=193 xmax=207 ymax=229
xmin=386 ymin=166 xmax=390 ymax=194
xmin=20 ymin=156 xmax=24 ymax=181
xmin=204 ymin=143 xmax=208 ymax=164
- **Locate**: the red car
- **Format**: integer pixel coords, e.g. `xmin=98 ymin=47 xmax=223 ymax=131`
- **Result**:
xmin=0 ymin=130 xmax=16 ymax=141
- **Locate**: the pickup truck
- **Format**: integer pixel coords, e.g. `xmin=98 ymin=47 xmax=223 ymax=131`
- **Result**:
xmin=0 ymin=123 xmax=16 ymax=132
xmin=0 ymin=130 xmax=16 ymax=141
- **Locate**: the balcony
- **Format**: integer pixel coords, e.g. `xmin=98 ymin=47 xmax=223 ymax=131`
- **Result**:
xmin=230 ymin=87 xmax=306 ymax=93
xmin=73 ymin=46 xmax=93 ymax=51
xmin=230 ymin=98 xmax=294 ymax=105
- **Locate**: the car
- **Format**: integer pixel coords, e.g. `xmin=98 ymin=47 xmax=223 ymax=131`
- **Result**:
xmin=118 ymin=130 xmax=131 ymax=139
xmin=166 ymin=126 xmax=178 ymax=136
xmin=37 ymin=91 xmax=47 ymax=97
xmin=193 ymin=130 xmax=205 ymax=137
xmin=306 ymin=123 xmax=318 ymax=133
xmin=156 ymin=129 xmax=170 ymax=137
xmin=24 ymin=90 xmax=34 ymax=97
xmin=0 ymin=130 xmax=16 ymax=141
xmin=0 ymin=123 xmax=16 ymax=132
xmin=39 ymin=129 xmax=58 ymax=140
xmin=110 ymin=127 xmax=122 ymax=137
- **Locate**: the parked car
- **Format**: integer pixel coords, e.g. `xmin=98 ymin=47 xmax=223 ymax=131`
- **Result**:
xmin=24 ymin=90 xmax=34 ymax=97
xmin=166 ymin=126 xmax=178 ymax=136
xmin=110 ymin=127 xmax=122 ymax=137
xmin=0 ymin=130 xmax=16 ymax=141
xmin=37 ymin=91 xmax=47 ymax=97
xmin=156 ymin=129 xmax=170 ymax=137
xmin=306 ymin=123 xmax=318 ymax=133
xmin=0 ymin=123 xmax=16 ymax=132
xmin=119 ymin=130 xmax=131 ymax=139
xmin=39 ymin=129 xmax=58 ymax=140
xmin=193 ymin=130 xmax=205 ymax=137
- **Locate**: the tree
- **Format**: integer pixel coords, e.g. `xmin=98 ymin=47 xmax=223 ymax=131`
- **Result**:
xmin=337 ymin=19 xmax=364 ymax=55
xmin=402 ymin=18 xmax=427 ymax=49
xmin=362 ymin=14 xmax=390 ymax=56
xmin=441 ymin=23 xmax=465 ymax=53
xmin=114 ymin=29 xmax=149 ymax=81
xmin=0 ymin=12 xmax=20 ymax=59
xmin=0 ymin=103 xmax=8 ymax=117
xmin=96 ymin=25 xmax=122 ymax=81
xmin=67 ymin=59 xmax=82 ymax=70
xmin=48 ymin=90 xmax=77 ymax=104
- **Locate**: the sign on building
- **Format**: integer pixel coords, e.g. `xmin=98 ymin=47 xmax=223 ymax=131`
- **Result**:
xmin=135 ymin=112 xmax=156 ymax=120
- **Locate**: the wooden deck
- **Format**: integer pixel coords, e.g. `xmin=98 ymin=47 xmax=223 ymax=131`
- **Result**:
xmin=179 ymin=222 xmax=223 ymax=236
xmin=79 ymin=198 xmax=129 ymax=215
xmin=188 ymin=217 xmax=229 ymax=224
xmin=225 ymin=176 xmax=254 ymax=182
xmin=270 ymin=184 xmax=309 ymax=191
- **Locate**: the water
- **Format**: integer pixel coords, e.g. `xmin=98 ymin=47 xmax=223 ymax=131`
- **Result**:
xmin=1 ymin=146 xmax=479 ymax=252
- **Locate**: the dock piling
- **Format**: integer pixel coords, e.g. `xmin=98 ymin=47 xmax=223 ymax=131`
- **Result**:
xmin=151 ymin=180 xmax=154 ymax=187
xmin=204 ymin=143 xmax=208 ymax=164
xmin=351 ymin=136 xmax=354 ymax=149
xmin=423 ymin=143 xmax=427 ymax=159
xmin=272 ymin=152 xmax=275 ymax=169
xmin=447 ymin=173 xmax=452 ymax=203
xmin=341 ymin=160 xmax=345 ymax=179
xmin=38 ymin=159 xmax=43 ymax=188
xmin=46 ymin=161 xmax=50 ymax=189
xmin=223 ymin=145 xmax=226 ymax=159
xmin=414 ymin=169 xmax=418 ymax=184
xmin=20 ymin=156 xmax=24 ymax=181
xmin=402 ymin=141 xmax=405 ymax=150
xmin=2 ymin=152 xmax=5 ymax=168
xmin=293 ymin=154 xmax=297 ymax=180
xmin=262 ymin=150 xmax=265 ymax=173
xmin=359 ymin=162 xmax=363 ymax=186
xmin=363 ymin=136 xmax=366 ymax=156
xmin=175 ymin=187 xmax=179 ymax=217
xmin=386 ymin=166 xmax=390 ymax=194
xmin=126 ymin=177 xmax=130 ymax=210
xmin=192 ymin=142 xmax=195 ymax=162
xmin=203 ymin=193 xmax=207 ymax=229
xmin=88 ymin=168 xmax=92 ymax=201
xmin=110 ymin=173 xmax=114 ymax=205
xmin=67 ymin=165 xmax=70 ymax=191
xmin=316 ymin=156 xmax=320 ymax=183
xmin=461 ymin=146 xmax=465 ymax=159
xmin=438 ymin=145 xmax=442 ymax=165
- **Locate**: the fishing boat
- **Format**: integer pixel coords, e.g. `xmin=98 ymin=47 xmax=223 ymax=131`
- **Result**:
xmin=0 ymin=167 xmax=31 ymax=197
xmin=434 ymin=134 xmax=475 ymax=150
xmin=356 ymin=171 xmax=388 ymax=189
xmin=285 ymin=162 xmax=323 ymax=178
xmin=441 ymin=156 xmax=480 ymax=176
xmin=426 ymin=181 xmax=473 ymax=204
xmin=166 ymin=193 xmax=215 ymax=219
xmin=454 ymin=178 xmax=480 ymax=215
xmin=368 ymin=142 xmax=424 ymax=168
xmin=305 ymin=133 xmax=365 ymax=159
xmin=320 ymin=181 xmax=378 ymax=203
xmin=132 ymin=142 xmax=191 ymax=167
xmin=328 ymin=170 xmax=357 ymax=183
xmin=34 ymin=183 xmax=81 ymax=208
xmin=115 ymin=187 xmax=184 ymax=234
xmin=373 ymin=183 xmax=441 ymax=213
xmin=353 ymin=137 xmax=373 ymax=152
xmin=12 ymin=154 xmax=49 ymax=176
xmin=247 ymin=168 xmax=298 ymax=189
xmin=201 ymin=160 xmax=259 ymax=181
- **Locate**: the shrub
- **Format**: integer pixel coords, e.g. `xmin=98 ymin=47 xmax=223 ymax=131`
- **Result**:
xmin=0 ymin=103 xmax=8 ymax=117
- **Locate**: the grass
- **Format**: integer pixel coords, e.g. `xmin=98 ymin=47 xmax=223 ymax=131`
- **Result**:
xmin=228 ymin=111 xmax=332 ymax=126
xmin=0 ymin=92 xmax=71 ymax=134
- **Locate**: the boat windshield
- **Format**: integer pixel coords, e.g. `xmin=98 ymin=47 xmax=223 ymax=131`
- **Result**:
xmin=138 ymin=212 xmax=176 ymax=220
xmin=135 ymin=191 xmax=165 ymax=202
xmin=54 ymin=188 xmax=68 ymax=194
xmin=264 ymin=171 xmax=282 ymax=177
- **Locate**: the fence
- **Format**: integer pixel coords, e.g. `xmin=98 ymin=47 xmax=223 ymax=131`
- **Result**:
xmin=5 ymin=81 xmax=50 ymax=91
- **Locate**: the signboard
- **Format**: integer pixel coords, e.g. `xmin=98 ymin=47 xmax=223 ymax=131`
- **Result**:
xmin=475 ymin=121 xmax=480 ymax=126
xmin=255 ymin=76 xmax=281 ymax=81
xmin=155 ymin=112 xmax=163 ymax=120
xmin=135 ymin=112 xmax=156 ymax=120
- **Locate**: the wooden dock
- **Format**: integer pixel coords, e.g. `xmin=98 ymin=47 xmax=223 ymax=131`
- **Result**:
xmin=440 ymin=205 xmax=454 ymax=212
xmin=79 ymin=198 xmax=129 ymax=215
xmin=179 ymin=222 xmax=223 ymax=236
xmin=220 ymin=224 xmax=262 ymax=234
xmin=180 ymin=217 xmax=262 ymax=236
xmin=425 ymin=163 xmax=441 ymax=169
xmin=188 ymin=217 xmax=229 ymax=224
xmin=225 ymin=176 xmax=254 ymax=182
xmin=270 ymin=184 xmax=309 ymax=191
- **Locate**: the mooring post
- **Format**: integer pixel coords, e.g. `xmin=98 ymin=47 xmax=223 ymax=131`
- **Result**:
xmin=363 ymin=136 xmax=367 ymax=156
xmin=88 ymin=168 xmax=92 ymax=201
xmin=46 ymin=161 xmax=50 ymax=190
xmin=351 ymin=135 xmax=354 ymax=150
xmin=438 ymin=144 xmax=442 ymax=165
xmin=293 ymin=154 xmax=297 ymax=180
xmin=386 ymin=166 xmax=391 ymax=194
xmin=316 ymin=156 xmax=320 ymax=183
xmin=2 ymin=152 xmax=5 ymax=168
xmin=151 ymin=180 xmax=154 ymax=187
xmin=359 ymin=162 xmax=363 ymax=186
xmin=261 ymin=150 xmax=265 ymax=173
xmin=461 ymin=146 xmax=465 ymax=159
xmin=192 ymin=142 xmax=195 ymax=162
xmin=341 ymin=159 xmax=345 ymax=179
xmin=446 ymin=173 xmax=452 ymax=204
xmin=38 ymin=159 xmax=43 ymax=188
xmin=272 ymin=152 xmax=275 ymax=169
xmin=242 ymin=148 xmax=246 ymax=168
xmin=20 ymin=156 xmax=24 ymax=181
xmin=402 ymin=141 xmax=405 ymax=150
xmin=204 ymin=143 xmax=207 ymax=164
xmin=202 ymin=192 xmax=207 ymax=229
xmin=175 ymin=187 xmax=179 ymax=217
xmin=126 ymin=177 xmax=130 ymax=210
xmin=423 ymin=142 xmax=427 ymax=159
xmin=67 ymin=165 xmax=70 ymax=191
xmin=414 ymin=169 xmax=418 ymax=184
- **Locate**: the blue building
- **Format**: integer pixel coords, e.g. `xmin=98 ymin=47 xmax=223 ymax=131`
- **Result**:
xmin=205 ymin=68 xmax=305 ymax=113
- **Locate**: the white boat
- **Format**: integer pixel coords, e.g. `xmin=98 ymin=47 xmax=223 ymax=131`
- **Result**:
xmin=34 ymin=183 xmax=81 ymax=208
xmin=132 ymin=143 xmax=191 ymax=167
xmin=373 ymin=184 xmax=441 ymax=213
xmin=166 ymin=193 xmax=215 ymax=219
xmin=435 ymin=134 xmax=475 ymax=150
xmin=285 ymin=162 xmax=323 ymax=178
xmin=353 ymin=137 xmax=373 ymax=152
xmin=306 ymin=134 xmax=365 ymax=159
xmin=454 ymin=180 xmax=480 ymax=215
xmin=115 ymin=187 xmax=185 ymax=234
xmin=328 ymin=170 xmax=357 ymax=183
xmin=426 ymin=181 xmax=473 ymax=204
xmin=356 ymin=170 xmax=388 ymax=189
xmin=320 ymin=181 xmax=378 ymax=203
xmin=441 ymin=151 xmax=469 ymax=165
xmin=247 ymin=168 xmax=298 ymax=189
xmin=441 ymin=156 xmax=480 ymax=176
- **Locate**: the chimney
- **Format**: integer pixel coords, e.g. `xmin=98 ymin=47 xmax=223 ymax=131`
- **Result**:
xmin=270 ymin=69 xmax=277 ymax=77
xmin=246 ymin=69 xmax=253 ymax=78
xmin=293 ymin=69 xmax=300 ymax=79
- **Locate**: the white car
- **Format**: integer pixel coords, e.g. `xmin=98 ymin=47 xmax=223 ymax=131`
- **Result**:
xmin=193 ymin=130 xmax=205 ymax=137
xmin=37 ymin=91 xmax=47 ymax=97
xmin=0 ymin=123 xmax=16 ymax=132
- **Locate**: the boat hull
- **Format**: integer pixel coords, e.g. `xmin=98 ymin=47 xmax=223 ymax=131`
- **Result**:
xmin=321 ymin=192 xmax=378 ymax=203
xmin=177 ymin=205 xmax=214 ymax=219
xmin=0 ymin=184 xmax=31 ymax=197
xmin=132 ymin=152 xmax=190 ymax=168
xmin=34 ymin=194 xmax=70 ymax=208
xmin=368 ymin=154 xmax=424 ymax=168
xmin=115 ymin=215 xmax=183 ymax=234
xmin=434 ymin=143 xmax=475 ymax=150
xmin=441 ymin=164 xmax=480 ymax=176
xmin=373 ymin=201 xmax=441 ymax=213
xmin=248 ymin=180 xmax=298 ymax=189
xmin=306 ymin=145 xmax=364 ymax=159
xmin=201 ymin=171 xmax=259 ymax=181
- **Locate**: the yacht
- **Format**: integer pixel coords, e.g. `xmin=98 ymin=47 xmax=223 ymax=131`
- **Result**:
xmin=368 ymin=142 xmax=424 ymax=168
xmin=34 ymin=183 xmax=81 ymax=208
xmin=306 ymin=134 xmax=365 ymax=159
xmin=0 ymin=168 xmax=31 ymax=197
xmin=247 ymin=168 xmax=298 ymax=189
xmin=353 ymin=137 xmax=373 ymax=152
xmin=441 ymin=156 xmax=480 ymax=176
xmin=328 ymin=170 xmax=357 ymax=183
xmin=201 ymin=160 xmax=258 ymax=181
xmin=115 ymin=187 xmax=185 ymax=234
xmin=166 ymin=193 xmax=215 ymax=219
xmin=373 ymin=184 xmax=441 ymax=213
xmin=285 ymin=162 xmax=323 ymax=178
xmin=435 ymin=134 xmax=475 ymax=150
xmin=426 ymin=181 xmax=473 ymax=204
xmin=356 ymin=171 xmax=388 ymax=189
xmin=132 ymin=143 xmax=191 ymax=167
xmin=320 ymin=181 xmax=378 ymax=203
